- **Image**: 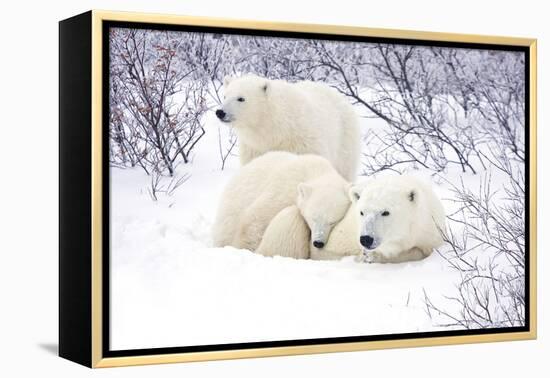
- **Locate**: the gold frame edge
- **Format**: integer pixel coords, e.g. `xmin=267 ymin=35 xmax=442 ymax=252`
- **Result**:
xmin=91 ymin=9 xmax=536 ymax=46
xmin=89 ymin=9 xmax=537 ymax=368
xmin=528 ymin=40 xmax=537 ymax=339
xmin=91 ymin=11 xmax=104 ymax=368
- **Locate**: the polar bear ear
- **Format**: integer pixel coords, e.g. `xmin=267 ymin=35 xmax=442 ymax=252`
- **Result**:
xmin=348 ymin=185 xmax=361 ymax=203
xmin=223 ymin=75 xmax=234 ymax=87
xmin=297 ymin=183 xmax=312 ymax=202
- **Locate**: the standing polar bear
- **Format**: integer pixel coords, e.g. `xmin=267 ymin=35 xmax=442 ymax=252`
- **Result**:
xmin=349 ymin=175 xmax=446 ymax=263
xmin=212 ymin=151 xmax=351 ymax=253
xmin=215 ymin=74 xmax=360 ymax=181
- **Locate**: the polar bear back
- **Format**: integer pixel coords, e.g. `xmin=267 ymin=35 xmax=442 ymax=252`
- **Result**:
xmin=410 ymin=178 xmax=446 ymax=252
xmin=256 ymin=205 xmax=311 ymax=259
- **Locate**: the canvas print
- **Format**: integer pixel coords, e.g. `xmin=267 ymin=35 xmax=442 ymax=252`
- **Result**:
xmin=107 ymin=25 xmax=527 ymax=351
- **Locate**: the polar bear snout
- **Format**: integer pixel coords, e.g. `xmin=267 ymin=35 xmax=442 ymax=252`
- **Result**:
xmin=309 ymin=222 xmax=335 ymax=249
xmin=359 ymin=235 xmax=375 ymax=250
xmin=215 ymin=109 xmax=227 ymax=121
xmin=312 ymin=240 xmax=325 ymax=249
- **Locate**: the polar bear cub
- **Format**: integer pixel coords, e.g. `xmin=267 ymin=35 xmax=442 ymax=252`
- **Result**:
xmin=256 ymin=178 xmax=352 ymax=259
xmin=212 ymin=151 xmax=350 ymax=253
xmin=309 ymin=202 xmax=362 ymax=261
xmin=256 ymin=205 xmax=310 ymax=259
xmin=349 ymin=175 xmax=446 ymax=263
xmin=215 ymin=74 xmax=360 ymax=181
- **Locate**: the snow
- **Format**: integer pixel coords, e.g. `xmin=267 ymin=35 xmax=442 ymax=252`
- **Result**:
xmin=108 ymin=111 xmax=470 ymax=350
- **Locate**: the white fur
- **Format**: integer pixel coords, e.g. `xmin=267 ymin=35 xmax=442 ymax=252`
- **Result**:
xmin=349 ymin=175 xmax=446 ymax=264
xmin=256 ymin=176 xmax=352 ymax=259
xmin=212 ymin=152 xmax=349 ymax=253
xmin=218 ymin=74 xmax=360 ymax=180
xmin=296 ymin=175 xmax=351 ymax=247
xmin=310 ymin=203 xmax=362 ymax=260
xmin=256 ymin=206 xmax=311 ymax=259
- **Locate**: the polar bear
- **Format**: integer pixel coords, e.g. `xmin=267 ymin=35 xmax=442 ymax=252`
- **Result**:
xmin=348 ymin=175 xmax=446 ymax=263
xmin=256 ymin=201 xmax=363 ymax=261
xmin=256 ymin=205 xmax=310 ymax=259
xmin=256 ymin=178 xmax=352 ymax=259
xmin=310 ymin=202 xmax=362 ymax=261
xmin=212 ymin=151 xmax=350 ymax=253
xmin=215 ymin=74 xmax=360 ymax=181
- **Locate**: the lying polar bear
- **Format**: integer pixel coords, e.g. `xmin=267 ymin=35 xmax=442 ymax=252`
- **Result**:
xmin=256 ymin=180 xmax=356 ymax=259
xmin=309 ymin=202 xmax=362 ymax=260
xmin=212 ymin=151 xmax=351 ymax=253
xmin=257 ymin=201 xmax=362 ymax=261
xmin=349 ymin=175 xmax=446 ymax=263
xmin=256 ymin=205 xmax=311 ymax=259
xmin=257 ymin=175 xmax=445 ymax=263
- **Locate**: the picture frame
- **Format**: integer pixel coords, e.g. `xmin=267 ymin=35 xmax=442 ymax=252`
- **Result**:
xmin=59 ymin=10 xmax=537 ymax=368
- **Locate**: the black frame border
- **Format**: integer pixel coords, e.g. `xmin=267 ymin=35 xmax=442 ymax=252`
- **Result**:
xmin=59 ymin=11 xmax=93 ymax=367
xmin=101 ymin=20 xmax=531 ymax=359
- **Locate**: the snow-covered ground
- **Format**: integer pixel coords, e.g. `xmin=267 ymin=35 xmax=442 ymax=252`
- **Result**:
xmin=110 ymin=112 xmax=494 ymax=350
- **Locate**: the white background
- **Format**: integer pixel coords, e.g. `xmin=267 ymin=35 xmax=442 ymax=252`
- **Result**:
xmin=0 ymin=0 xmax=546 ymax=376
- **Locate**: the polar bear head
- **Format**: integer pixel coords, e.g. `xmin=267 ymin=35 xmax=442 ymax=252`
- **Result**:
xmin=296 ymin=175 xmax=351 ymax=249
xmin=349 ymin=177 xmax=418 ymax=252
xmin=215 ymin=75 xmax=269 ymax=130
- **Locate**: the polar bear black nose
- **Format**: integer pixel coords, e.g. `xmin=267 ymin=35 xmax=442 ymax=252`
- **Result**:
xmin=313 ymin=241 xmax=325 ymax=249
xmin=360 ymin=235 xmax=374 ymax=249
xmin=215 ymin=109 xmax=226 ymax=119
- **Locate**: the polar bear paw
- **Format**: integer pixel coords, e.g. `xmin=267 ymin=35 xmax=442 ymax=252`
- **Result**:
xmin=357 ymin=250 xmax=380 ymax=264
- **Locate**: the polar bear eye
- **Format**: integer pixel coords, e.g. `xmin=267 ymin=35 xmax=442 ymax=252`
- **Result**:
xmin=360 ymin=211 xmax=364 ymax=216
xmin=381 ymin=211 xmax=390 ymax=216
xmin=237 ymin=97 xmax=245 ymax=102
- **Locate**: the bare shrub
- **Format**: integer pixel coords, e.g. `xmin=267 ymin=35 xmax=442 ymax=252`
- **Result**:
xmin=109 ymin=28 xmax=208 ymax=176
xmin=425 ymin=165 xmax=525 ymax=328
xmin=147 ymin=165 xmax=190 ymax=202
